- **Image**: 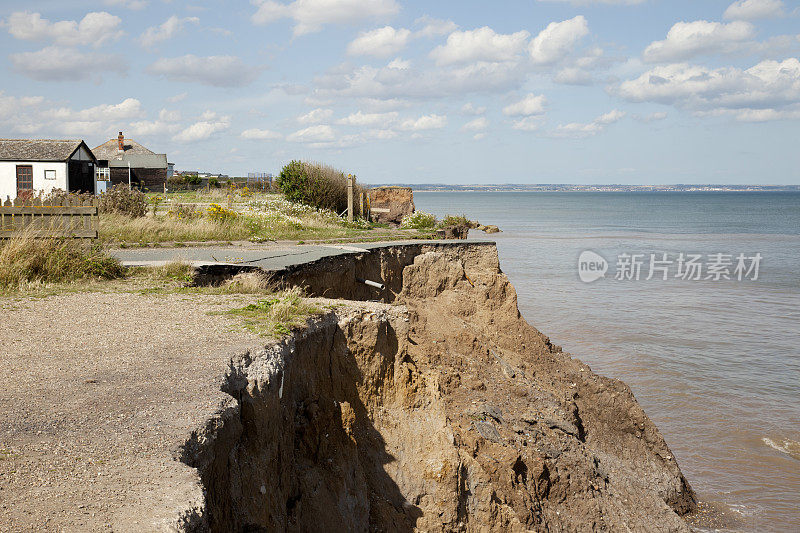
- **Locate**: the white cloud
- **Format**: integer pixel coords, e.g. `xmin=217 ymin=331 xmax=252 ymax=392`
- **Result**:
xmin=724 ymin=0 xmax=785 ymax=21
xmin=297 ymin=108 xmax=333 ymax=124
xmin=3 ymin=11 xmax=123 ymax=48
xmin=529 ymin=16 xmax=589 ymax=65
xmin=430 ymin=27 xmax=530 ymax=65
xmin=147 ymin=55 xmax=260 ymax=87
xmin=616 ymin=58 xmax=800 ymax=121
xmin=512 ymin=116 xmax=544 ymax=131
xmin=140 ymin=16 xmax=199 ymax=47
xmin=554 ymin=67 xmax=594 ymax=85
xmin=128 ymin=119 xmax=181 ymax=136
xmin=167 ymin=92 xmax=188 ymax=103
xmin=347 ymin=26 xmax=411 ymax=57
xmin=174 ymin=112 xmax=231 ymax=142
xmin=241 ymin=128 xmax=282 ymax=140
xmin=287 ymin=124 xmax=336 ymax=142
xmin=503 ymin=94 xmax=547 ymax=116
xmin=633 ymin=111 xmax=668 ymax=122
xmin=71 ymin=98 xmax=143 ymax=121
xmin=399 ymin=114 xmax=447 ymax=130
xmin=551 ymin=109 xmax=625 ymax=138
xmin=10 ymin=47 xmax=127 ymax=81
xmin=104 ymin=0 xmax=148 ymax=9
xmin=314 ymin=58 xmax=528 ymax=100
xmin=414 ymin=16 xmax=458 ymax=38
xmin=251 ymin=0 xmax=399 ymax=36
xmin=461 ymin=103 xmax=486 ymax=115
xmin=643 ymin=20 xmax=755 ymax=62
xmin=461 ymin=117 xmax=488 ymax=131
xmin=337 ymin=110 xmax=398 ymax=126
xmin=159 ymin=108 xmax=181 ymax=122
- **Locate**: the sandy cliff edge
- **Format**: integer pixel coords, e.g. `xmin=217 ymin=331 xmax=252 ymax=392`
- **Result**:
xmin=172 ymin=242 xmax=696 ymax=532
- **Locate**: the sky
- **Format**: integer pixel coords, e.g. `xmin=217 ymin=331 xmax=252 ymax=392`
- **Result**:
xmin=0 ymin=0 xmax=798 ymax=185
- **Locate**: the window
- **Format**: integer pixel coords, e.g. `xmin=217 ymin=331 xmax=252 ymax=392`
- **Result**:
xmin=16 ymin=165 xmax=33 ymax=195
xmin=44 ymin=169 xmax=56 ymax=180
xmin=96 ymin=167 xmax=111 ymax=181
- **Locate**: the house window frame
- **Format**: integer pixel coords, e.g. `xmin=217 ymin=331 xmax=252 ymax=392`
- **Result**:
xmin=16 ymin=165 xmax=33 ymax=195
xmin=96 ymin=167 xmax=111 ymax=181
xmin=44 ymin=169 xmax=56 ymax=180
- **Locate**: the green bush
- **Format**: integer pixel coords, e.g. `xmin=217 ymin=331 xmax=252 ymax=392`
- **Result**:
xmin=276 ymin=160 xmax=365 ymax=214
xmin=209 ymin=177 xmax=220 ymax=188
xmin=184 ymin=174 xmax=202 ymax=186
xmin=99 ymin=184 xmax=148 ymax=218
xmin=439 ymin=214 xmax=472 ymax=228
xmin=401 ymin=211 xmax=437 ymax=230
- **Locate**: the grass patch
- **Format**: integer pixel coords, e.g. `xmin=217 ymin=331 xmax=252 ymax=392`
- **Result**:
xmin=224 ymin=287 xmax=320 ymax=337
xmin=100 ymin=212 xmax=250 ymax=244
xmin=0 ymin=233 xmax=125 ymax=291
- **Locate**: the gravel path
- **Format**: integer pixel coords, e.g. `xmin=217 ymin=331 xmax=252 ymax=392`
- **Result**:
xmin=0 ymin=291 xmax=265 ymax=532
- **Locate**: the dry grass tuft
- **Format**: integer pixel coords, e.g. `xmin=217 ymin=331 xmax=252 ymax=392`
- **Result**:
xmin=100 ymin=213 xmax=250 ymax=244
xmin=0 ymin=232 xmax=125 ymax=290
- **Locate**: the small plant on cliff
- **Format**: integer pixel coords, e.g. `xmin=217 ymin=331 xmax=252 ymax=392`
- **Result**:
xmin=99 ymin=184 xmax=148 ymax=218
xmin=400 ymin=211 xmax=437 ymax=230
xmin=276 ymin=160 xmax=364 ymax=214
xmin=225 ymin=286 xmax=320 ymax=337
xmin=439 ymin=214 xmax=472 ymax=228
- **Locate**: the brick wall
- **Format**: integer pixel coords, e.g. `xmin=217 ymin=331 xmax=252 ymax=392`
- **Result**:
xmin=110 ymin=167 xmax=167 ymax=190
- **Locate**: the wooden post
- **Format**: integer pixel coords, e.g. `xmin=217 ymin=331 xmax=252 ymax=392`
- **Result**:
xmin=359 ymin=192 xmax=364 ymax=219
xmin=347 ymin=174 xmax=354 ymax=223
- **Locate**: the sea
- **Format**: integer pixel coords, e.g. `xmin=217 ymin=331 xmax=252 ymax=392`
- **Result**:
xmin=414 ymin=191 xmax=800 ymax=532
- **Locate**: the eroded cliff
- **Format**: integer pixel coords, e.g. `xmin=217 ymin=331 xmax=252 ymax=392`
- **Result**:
xmin=179 ymin=243 xmax=696 ymax=532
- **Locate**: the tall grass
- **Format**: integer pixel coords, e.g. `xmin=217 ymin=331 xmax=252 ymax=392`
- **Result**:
xmin=0 ymin=232 xmax=125 ymax=289
xmin=100 ymin=213 xmax=251 ymax=244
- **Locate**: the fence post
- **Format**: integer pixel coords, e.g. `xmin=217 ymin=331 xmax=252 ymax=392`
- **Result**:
xmin=347 ymin=174 xmax=354 ymax=223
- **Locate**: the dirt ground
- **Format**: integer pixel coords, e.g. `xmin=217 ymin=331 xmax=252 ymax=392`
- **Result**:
xmin=0 ymin=291 xmax=264 ymax=532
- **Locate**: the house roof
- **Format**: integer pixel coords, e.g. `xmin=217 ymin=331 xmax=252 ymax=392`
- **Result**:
xmin=107 ymin=153 xmax=168 ymax=169
xmin=0 ymin=139 xmax=86 ymax=162
xmin=92 ymin=138 xmax=157 ymax=160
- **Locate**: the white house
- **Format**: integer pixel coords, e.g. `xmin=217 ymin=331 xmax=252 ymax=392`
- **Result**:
xmin=0 ymin=139 xmax=99 ymax=201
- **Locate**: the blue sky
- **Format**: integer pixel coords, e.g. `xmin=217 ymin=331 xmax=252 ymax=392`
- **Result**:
xmin=0 ymin=0 xmax=798 ymax=184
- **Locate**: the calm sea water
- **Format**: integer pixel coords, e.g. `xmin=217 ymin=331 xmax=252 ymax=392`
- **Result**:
xmin=415 ymin=191 xmax=800 ymax=532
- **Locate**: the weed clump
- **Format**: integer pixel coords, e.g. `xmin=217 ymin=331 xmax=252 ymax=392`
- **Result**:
xmin=401 ymin=211 xmax=437 ymax=230
xmin=226 ymin=287 xmax=320 ymax=337
xmin=99 ymin=185 xmax=148 ymax=218
xmin=0 ymin=233 xmax=125 ymax=289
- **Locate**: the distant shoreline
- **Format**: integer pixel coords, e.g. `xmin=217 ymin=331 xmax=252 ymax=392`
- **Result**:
xmin=372 ymin=184 xmax=800 ymax=193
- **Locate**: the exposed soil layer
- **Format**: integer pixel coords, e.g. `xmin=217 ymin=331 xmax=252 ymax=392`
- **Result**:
xmin=183 ymin=244 xmax=696 ymax=531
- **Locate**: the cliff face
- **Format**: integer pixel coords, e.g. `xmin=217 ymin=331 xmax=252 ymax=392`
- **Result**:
xmin=180 ymin=244 xmax=695 ymax=532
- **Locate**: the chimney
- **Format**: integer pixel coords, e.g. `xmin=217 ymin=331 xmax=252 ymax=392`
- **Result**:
xmin=117 ymin=132 xmax=124 ymax=152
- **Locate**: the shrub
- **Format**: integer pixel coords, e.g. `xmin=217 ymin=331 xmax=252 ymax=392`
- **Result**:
xmin=209 ymin=177 xmax=220 ymax=188
xmin=276 ymin=160 xmax=365 ymax=214
xmin=42 ymin=189 xmax=93 ymax=206
xmin=439 ymin=214 xmax=472 ymax=228
xmin=0 ymin=232 xmax=125 ymax=289
xmin=99 ymin=184 xmax=148 ymax=218
xmin=167 ymin=203 xmax=201 ymax=220
xmin=401 ymin=211 xmax=437 ymax=230
xmin=207 ymin=203 xmax=237 ymax=223
xmin=184 ymin=174 xmax=202 ymax=186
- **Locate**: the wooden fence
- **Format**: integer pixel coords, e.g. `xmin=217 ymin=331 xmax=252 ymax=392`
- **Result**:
xmin=0 ymin=197 xmax=99 ymax=240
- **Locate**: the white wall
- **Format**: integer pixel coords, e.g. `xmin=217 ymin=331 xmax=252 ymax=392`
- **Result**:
xmin=0 ymin=161 xmax=68 ymax=201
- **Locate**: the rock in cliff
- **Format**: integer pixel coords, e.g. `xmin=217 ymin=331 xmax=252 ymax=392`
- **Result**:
xmin=182 ymin=245 xmax=695 ymax=532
